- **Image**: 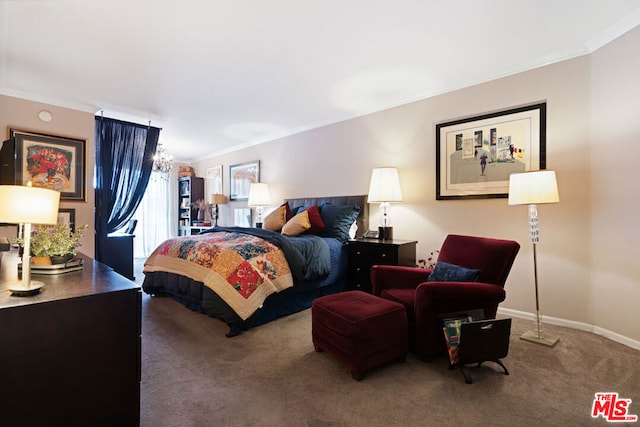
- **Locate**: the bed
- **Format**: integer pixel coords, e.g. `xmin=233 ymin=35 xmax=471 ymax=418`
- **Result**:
xmin=142 ymin=195 xmax=368 ymax=336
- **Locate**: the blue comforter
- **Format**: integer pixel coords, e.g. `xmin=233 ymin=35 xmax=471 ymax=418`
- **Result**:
xmin=201 ymin=226 xmax=332 ymax=282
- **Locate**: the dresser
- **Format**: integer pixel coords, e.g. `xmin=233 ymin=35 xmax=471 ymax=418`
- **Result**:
xmin=348 ymin=238 xmax=417 ymax=293
xmin=0 ymin=250 xmax=141 ymax=427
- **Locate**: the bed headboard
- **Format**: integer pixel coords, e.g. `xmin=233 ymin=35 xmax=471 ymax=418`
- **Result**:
xmin=284 ymin=195 xmax=369 ymax=238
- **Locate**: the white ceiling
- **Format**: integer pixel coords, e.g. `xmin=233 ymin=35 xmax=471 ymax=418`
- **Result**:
xmin=2 ymin=1 xmax=640 ymax=162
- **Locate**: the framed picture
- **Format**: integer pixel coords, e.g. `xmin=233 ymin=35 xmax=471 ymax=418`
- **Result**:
xmin=229 ymin=160 xmax=259 ymax=201
xmin=10 ymin=129 xmax=86 ymax=201
xmin=36 ymin=208 xmax=76 ymax=236
xmin=57 ymin=208 xmax=76 ymax=232
xmin=435 ymin=103 xmax=546 ymax=200
xmin=234 ymin=208 xmax=252 ymax=227
xmin=206 ymin=164 xmax=223 ymax=194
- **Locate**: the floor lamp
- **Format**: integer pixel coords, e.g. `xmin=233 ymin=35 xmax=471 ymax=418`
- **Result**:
xmin=0 ymin=184 xmax=60 ymax=296
xmin=508 ymin=170 xmax=560 ymax=347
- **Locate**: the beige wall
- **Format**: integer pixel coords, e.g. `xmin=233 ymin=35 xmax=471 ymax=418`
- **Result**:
xmin=589 ymin=28 xmax=640 ymax=342
xmin=0 ymin=95 xmax=95 ymax=257
xmin=194 ymin=27 xmax=640 ymax=347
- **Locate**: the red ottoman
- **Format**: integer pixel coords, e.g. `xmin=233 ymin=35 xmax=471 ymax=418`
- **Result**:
xmin=312 ymin=290 xmax=408 ymax=380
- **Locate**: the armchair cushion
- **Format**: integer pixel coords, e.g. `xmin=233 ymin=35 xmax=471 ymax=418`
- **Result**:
xmin=426 ymin=261 xmax=480 ymax=282
xmin=380 ymin=288 xmax=416 ymax=320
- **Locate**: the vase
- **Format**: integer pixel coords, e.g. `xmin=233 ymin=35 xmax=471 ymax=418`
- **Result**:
xmin=32 ymin=256 xmax=52 ymax=266
xmin=51 ymin=254 xmax=74 ymax=265
xmin=198 ymin=209 xmax=205 ymax=220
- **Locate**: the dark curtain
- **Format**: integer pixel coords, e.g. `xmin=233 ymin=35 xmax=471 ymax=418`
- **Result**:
xmin=94 ymin=116 xmax=160 ymax=263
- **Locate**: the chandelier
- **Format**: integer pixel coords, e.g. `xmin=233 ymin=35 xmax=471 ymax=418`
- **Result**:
xmin=152 ymin=144 xmax=173 ymax=179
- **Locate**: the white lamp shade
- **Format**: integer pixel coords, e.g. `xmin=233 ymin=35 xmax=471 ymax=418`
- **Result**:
xmin=508 ymin=170 xmax=559 ymax=205
xmin=368 ymin=167 xmax=403 ymax=203
xmin=247 ymin=183 xmax=272 ymax=207
xmin=0 ymin=185 xmax=60 ymax=224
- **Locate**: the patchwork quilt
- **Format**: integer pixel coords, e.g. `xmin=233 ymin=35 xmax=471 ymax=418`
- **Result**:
xmin=144 ymin=231 xmax=294 ymax=320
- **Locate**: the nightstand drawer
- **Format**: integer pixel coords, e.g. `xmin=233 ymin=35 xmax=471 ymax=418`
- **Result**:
xmin=351 ymin=245 xmax=396 ymax=265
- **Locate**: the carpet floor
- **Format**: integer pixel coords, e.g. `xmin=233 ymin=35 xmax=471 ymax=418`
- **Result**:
xmin=138 ymin=291 xmax=640 ymax=427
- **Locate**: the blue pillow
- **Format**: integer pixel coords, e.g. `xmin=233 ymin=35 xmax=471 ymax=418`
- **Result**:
xmin=318 ymin=203 xmax=360 ymax=242
xmin=427 ymin=261 xmax=480 ymax=282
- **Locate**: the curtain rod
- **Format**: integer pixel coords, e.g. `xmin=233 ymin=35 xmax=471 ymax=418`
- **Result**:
xmin=95 ymin=112 xmax=163 ymax=131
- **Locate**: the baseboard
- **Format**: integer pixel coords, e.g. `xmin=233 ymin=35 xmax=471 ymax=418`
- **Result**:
xmin=498 ymin=307 xmax=640 ymax=351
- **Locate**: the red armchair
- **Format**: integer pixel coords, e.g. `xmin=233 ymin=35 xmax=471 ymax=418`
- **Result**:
xmin=370 ymin=234 xmax=520 ymax=361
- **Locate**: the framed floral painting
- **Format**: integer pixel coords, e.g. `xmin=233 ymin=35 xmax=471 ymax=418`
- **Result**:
xmin=10 ymin=129 xmax=86 ymax=201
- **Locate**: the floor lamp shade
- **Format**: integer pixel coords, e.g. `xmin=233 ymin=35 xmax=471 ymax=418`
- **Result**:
xmin=0 ymin=185 xmax=61 ymax=295
xmin=508 ymin=170 xmax=559 ymax=206
xmin=368 ymin=167 xmax=403 ymax=240
xmin=508 ymin=170 xmax=559 ymax=347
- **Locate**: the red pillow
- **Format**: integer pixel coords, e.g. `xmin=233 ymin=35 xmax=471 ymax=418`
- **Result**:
xmin=303 ymin=205 xmax=325 ymax=235
xmin=284 ymin=202 xmax=293 ymax=221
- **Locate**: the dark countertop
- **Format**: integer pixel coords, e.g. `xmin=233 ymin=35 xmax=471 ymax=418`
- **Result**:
xmin=0 ymin=249 xmax=139 ymax=309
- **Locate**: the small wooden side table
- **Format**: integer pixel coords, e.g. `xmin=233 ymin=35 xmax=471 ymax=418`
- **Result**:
xmin=347 ymin=238 xmax=417 ymax=293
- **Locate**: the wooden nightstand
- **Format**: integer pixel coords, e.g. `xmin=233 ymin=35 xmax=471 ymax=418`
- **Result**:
xmin=348 ymin=238 xmax=417 ymax=293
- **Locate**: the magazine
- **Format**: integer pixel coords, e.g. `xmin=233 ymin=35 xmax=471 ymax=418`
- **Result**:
xmin=442 ymin=315 xmax=475 ymax=365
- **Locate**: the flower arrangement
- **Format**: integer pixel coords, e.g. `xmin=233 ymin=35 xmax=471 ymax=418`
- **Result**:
xmin=191 ymin=199 xmax=210 ymax=211
xmin=417 ymin=249 xmax=440 ymax=270
xmin=29 ymin=147 xmax=71 ymax=179
xmin=191 ymin=199 xmax=211 ymax=221
xmin=14 ymin=223 xmax=88 ymax=258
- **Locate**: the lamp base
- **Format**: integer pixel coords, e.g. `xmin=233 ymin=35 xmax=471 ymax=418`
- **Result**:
xmin=7 ymin=280 xmax=44 ymax=297
xmin=520 ymin=329 xmax=559 ymax=347
xmin=378 ymin=226 xmax=393 ymax=240
xmin=255 ymin=222 xmax=263 ymax=229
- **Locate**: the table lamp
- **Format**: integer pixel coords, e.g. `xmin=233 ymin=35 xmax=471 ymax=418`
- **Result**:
xmin=209 ymin=193 xmax=227 ymax=227
xmin=508 ymin=170 xmax=560 ymax=346
xmin=247 ymin=183 xmax=271 ymax=228
xmin=0 ymin=184 xmax=60 ymax=295
xmin=367 ymin=167 xmax=403 ymax=240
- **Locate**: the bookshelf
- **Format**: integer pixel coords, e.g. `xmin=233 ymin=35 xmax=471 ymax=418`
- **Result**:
xmin=178 ymin=176 xmax=204 ymax=236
